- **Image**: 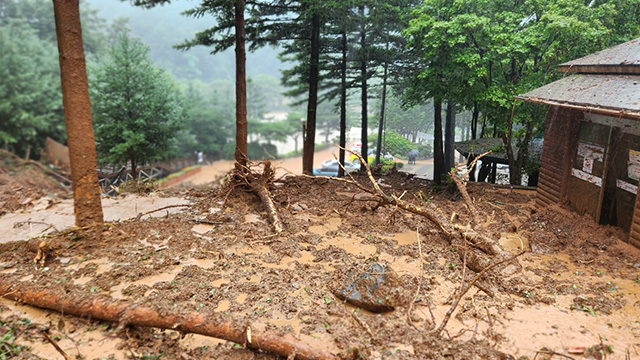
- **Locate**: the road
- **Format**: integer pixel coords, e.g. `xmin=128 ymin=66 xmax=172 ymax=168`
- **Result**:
xmin=174 ymin=145 xmax=434 ymax=187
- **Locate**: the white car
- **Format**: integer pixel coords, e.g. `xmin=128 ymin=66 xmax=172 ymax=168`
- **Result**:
xmin=314 ymin=160 xmax=359 ymax=176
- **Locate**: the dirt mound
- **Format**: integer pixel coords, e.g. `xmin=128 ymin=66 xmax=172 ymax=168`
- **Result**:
xmin=0 ymin=151 xmax=70 ymax=216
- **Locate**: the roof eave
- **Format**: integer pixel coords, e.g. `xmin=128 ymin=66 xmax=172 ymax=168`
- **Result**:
xmin=515 ymin=95 xmax=640 ymax=121
xmin=557 ymin=64 xmax=640 ymax=75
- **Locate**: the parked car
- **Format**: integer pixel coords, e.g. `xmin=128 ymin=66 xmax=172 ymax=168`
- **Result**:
xmin=313 ymin=160 xmax=359 ymax=176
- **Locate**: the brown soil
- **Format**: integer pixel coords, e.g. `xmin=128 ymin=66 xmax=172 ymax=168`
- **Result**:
xmin=1 ymin=168 xmax=640 ymax=359
xmin=0 ymin=152 xmax=70 ymax=217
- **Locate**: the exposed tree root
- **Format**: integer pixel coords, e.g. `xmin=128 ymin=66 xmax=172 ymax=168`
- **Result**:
xmin=233 ymin=159 xmax=285 ymax=234
xmin=0 ymin=281 xmax=337 ymax=360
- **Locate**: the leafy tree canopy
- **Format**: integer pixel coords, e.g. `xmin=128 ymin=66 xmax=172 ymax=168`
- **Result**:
xmin=0 ymin=21 xmax=63 ymax=156
xmin=91 ymin=31 xmax=185 ymax=175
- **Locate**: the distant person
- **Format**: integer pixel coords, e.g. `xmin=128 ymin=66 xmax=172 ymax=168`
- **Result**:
xmin=407 ymin=149 xmax=419 ymax=165
xmin=197 ymin=151 xmax=203 ymax=164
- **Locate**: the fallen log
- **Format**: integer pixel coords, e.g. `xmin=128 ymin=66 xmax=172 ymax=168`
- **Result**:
xmin=0 ymin=281 xmax=337 ymax=360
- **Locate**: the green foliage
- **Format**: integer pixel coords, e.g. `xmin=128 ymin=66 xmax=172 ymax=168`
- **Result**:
xmin=221 ymin=142 xmax=278 ymax=160
xmin=91 ymin=32 xmax=184 ymax=173
xmin=174 ymin=84 xmax=234 ymax=160
xmin=405 ymin=0 xmax=640 ymax=183
xmin=0 ymin=20 xmax=63 ymax=157
xmin=373 ymin=91 xmax=434 ymax=143
xmin=0 ymin=318 xmax=31 ymax=359
xmin=371 ymin=130 xmax=418 ymax=158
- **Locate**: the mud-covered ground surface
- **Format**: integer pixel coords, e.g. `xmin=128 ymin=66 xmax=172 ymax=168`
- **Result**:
xmin=1 ymin=165 xmax=640 ymax=359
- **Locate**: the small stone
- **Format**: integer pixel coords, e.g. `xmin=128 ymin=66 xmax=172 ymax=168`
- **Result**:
xmin=292 ymin=282 xmax=300 ymax=289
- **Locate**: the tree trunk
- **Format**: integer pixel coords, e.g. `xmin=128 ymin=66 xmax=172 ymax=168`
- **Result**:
xmin=433 ymin=99 xmax=444 ymax=184
xmin=338 ymin=31 xmax=347 ymax=178
xmin=471 ymin=102 xmax=479 ymax=140
xmin=375 ymin=60 xmax=388 ymax=166
xmin=511 ymin=119 xmax=535 ymax=186
xmin=444 ymin=102 xmax=456 ymax=171
xmin=0 ymin=281 xmax=337 ymax=360
xmin=130 ymin=157 xmax=137 ymax=182
xmin=502 ymin=102 xmax=525 ymax=186
xmin=303 ymin=13 xmax=320 ymax=175
xmin=53 ymin=0 xmax=103 ymax=227
xmin=359 ymin=6 xmax=368 ymax=172
xmin=234 ymin=0 xmax=248 ymax=172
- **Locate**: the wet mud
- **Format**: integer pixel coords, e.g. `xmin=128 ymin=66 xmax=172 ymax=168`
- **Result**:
xmin=0 ymin=172 xmax=639 ymax=359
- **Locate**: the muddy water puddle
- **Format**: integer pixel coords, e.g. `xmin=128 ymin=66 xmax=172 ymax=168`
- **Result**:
xmin=426 ymin=251 xmax=640 ymax=358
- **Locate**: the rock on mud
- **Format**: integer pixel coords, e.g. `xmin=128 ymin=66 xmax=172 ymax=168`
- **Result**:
xmin=332 ymin=262 xmax=406 ymax=313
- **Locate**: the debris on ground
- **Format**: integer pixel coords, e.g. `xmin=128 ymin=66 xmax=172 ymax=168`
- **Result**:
xmin=0 ymin=162 xmax=639 ymax=359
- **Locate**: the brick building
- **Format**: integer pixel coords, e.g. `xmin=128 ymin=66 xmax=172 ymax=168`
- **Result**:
xmin=517 ymin=37 xmax=640 ymax=248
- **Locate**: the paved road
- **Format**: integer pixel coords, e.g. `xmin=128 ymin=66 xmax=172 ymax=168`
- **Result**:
xmin=175 ymin=147 xmax=435 ymax=187
xmin=399 ymin=158 xmax=434 ymax=179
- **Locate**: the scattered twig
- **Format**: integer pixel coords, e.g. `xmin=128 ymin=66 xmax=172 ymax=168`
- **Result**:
xmin=484 ymin=305 xmax=493 ymax=327
xmin=534 ymin=348 xmax=576 ymax=360
xmin=191 ymin=219 xmax=223 ymax=225
xmin=126 ymin=204 xmax=191 ymax=221
xmin=41 ymin=329 xmax=72 ymax=360
xmin=433 ymin=250 xmax=526 ymax=336
xmin=351 ymin=309 xmax=374 ymax=338
xmin=421 ymin=288 xmax=436 ymax=331
xmin=13 ymin=221 xmax=59 ymax=234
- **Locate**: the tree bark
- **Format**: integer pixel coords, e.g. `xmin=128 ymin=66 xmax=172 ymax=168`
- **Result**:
xmin=0 ymin=281 xmax=337 ymax=360
xmin=338 ymin=31 xmax=347 ymax=178
xmin=471 ymin=102 xmax=479 ymax=140
xmin=359 ymin=6 xmax=368 ymax=172
xmin=303 ymin=13 xmax=320 ymax=175
xmin=130 ymin=157 xmax=137 ymax=182
xmin=53 ymin=0 xmax=103 ymax=227
xmin=375 ymin=48 xmax=389 ymax=166
xmin=444 ymin=102 xmax=455 ymax=172
xmin=432 ymin=99 xmax=444 ymax=184
xmin=234 ymin=0 xmax=248 ymax=172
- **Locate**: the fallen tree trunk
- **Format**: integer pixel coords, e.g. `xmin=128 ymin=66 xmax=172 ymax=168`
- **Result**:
xmin=0 ymin=281 xmax=337 ymax=360
xmin=248 ymin=173 xmax=285 ymax=234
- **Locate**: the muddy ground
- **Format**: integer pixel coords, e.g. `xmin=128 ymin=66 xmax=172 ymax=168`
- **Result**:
xmin=0 ymin=161 xmax=639 ymax=359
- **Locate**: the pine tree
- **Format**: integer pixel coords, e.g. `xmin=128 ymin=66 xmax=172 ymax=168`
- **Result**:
xmin=91 ymin=32 xmax=184 ymax=179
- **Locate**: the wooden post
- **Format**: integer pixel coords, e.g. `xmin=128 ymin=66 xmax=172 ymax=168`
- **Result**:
xmin=595 ymin=126 xmax=614 ymax=223
xmin=53 ymin=0 xmax=103 ymax=227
